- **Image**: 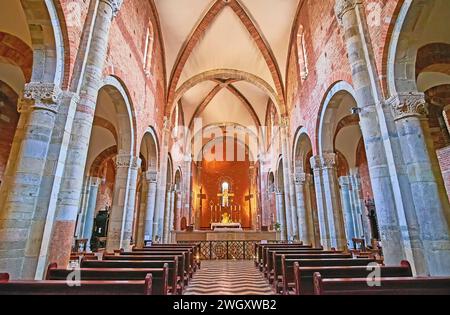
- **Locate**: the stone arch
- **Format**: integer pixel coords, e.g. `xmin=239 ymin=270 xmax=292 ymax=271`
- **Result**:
xmin=101 ymin=76 xmax=136 ymax=155
xmin=317 ymin=81 xmax=358 ymax=155
xmin=293 ymin=127 xmax=313 ymax=174
xmin=386 ymin=0 xmax=450 ymax=96
xmin=139 ymin=128 xmax=159 ymax=172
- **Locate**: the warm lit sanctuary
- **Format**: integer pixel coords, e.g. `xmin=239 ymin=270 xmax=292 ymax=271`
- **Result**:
xmin=0 ymin=0 xmax=450 ymax=299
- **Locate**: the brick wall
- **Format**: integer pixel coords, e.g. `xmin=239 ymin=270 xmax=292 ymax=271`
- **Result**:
xmin=0 ymin=81 xmax=19 ymax=184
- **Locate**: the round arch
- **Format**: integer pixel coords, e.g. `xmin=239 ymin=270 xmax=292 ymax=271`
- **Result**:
xmin=139 ymin=127 xmax=160 ymax=172
xmin=169 ymin=69 xmax=285 ymax=120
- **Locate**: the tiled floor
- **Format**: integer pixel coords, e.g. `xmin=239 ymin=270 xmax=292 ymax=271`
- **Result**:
xmin=183 ymin=260 xmax=275 ymax=295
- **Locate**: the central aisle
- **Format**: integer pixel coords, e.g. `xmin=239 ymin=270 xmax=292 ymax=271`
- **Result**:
xmin=183 ymin=260 xmax=275 ymax=295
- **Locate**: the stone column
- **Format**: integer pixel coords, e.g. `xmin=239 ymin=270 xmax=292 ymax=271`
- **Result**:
xmin=390 ymin=93 xmax=450 ymax=275
xmin=144 ymin=171 xmax=158 ymax=242
xmin=334 ymin=0 xmax=420 ymax=269
xmin=321 ymin=154 xmax=347 ymax=250
xmin=349 ymin=174 xmax=367 ymax=241
xmin=339 ymin=176 xmax=356 ymax=242
xmin=175 ymin=190 xmax=182 ymax=231
xmin=162 ymin=187 xmax=173 ymax=244
xmin=168 ymin=189 xmax=176 ymax=243
xmin=47 ymin=0 xmax=123 ymax=269
xmin=275 ymin=191 xmax=287 ymax=241
xmin=0 ymin=83 xmax=62 ymax=279
xmin=82 ymin=177 xmax=101 ymax=251
xmin=305 ymin=174 xmax=321 ymax=247
xmin=135 ymin=176 xmax=148 ymax=248
xmin=280 ymin=119 xmax=297 ymax=240
xmin=76 ymin=177 xmax=92 ymax=238
xmin=294 ymin=172 xmax=310 ymax=244
xmin=153 ymin=119 xmax=171 ymax=240
xmin=311 ymin=156 xmax=331 ymax=249
xmin=106 ymin=155 xmax=141 ymax=251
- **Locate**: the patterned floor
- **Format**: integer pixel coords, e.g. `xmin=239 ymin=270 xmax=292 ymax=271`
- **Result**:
xmin=183 ymin=260 xmax=275 ymax=295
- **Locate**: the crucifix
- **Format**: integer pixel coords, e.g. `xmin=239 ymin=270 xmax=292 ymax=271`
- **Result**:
xmin=245 ymin=191 xmax=254 ymax=227
xmin=217 ymin=185 xmax=234 ymax=207
xmin=197 ymin=187 xmax=207 ymax=226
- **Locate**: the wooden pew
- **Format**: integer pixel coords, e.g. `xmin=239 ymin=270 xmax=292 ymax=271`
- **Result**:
xmin=290 ymin=260 xmax=413 ymax=295
xmin=0 ymin=273 xmax=152 ymax=295
xmin=82 ymin=259 xmax=182 ymax=294
xmin=46 ymin=263 xmax=169 ymax=295
xmin=313 ymin=273 xmax=450 ymax=295
xmin=271 ymin=252 xmax=353 ymax=292
xmin=123 ymin=249 xmax=195 ymax=278
xmin=255 ymin=244 xmax=313 ymax=268
xmin=264 ymin=250 xmax=342 ymax=279
xmin=105 ymin=253 xmax=190 ymax=285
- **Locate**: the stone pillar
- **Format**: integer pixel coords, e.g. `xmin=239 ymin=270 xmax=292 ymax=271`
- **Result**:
xmin=321 ymin=154 xmax=347 ymax=250
xmin=0 ymin=83 xmax=62 ymax=279
xmin=82 ymin=177 xmax=101 ymax=251
xmin=135 ymin=176 xmax=148 ymax=248
xmin=153 ymin=119 xmax=171 ymax=241
xmin=349 ymin=174 xmax=368 ymax=241
xmin=390 ymin=93 xmax=450 ymax=275
xmin=175 ymin=190 xmax=182 ymax=231
xmin=106 ymin=155 xmax=141 ymax=251
xmin=47 ymin=0 xmax=123 ymax=269
xmin=280 ymin=118 xmax=297 ymax=239
xmin=311 ymin=155 xmax=330 ymax=249
xmin=144 ymin=171 xmax=158 ymax=243
xmin=294 ymin=172 xmax=310 ymax=244
xmin=162 ymin=187 xmax=173 ymax=244
xmin=76 ymin=177 xmax=92 ymax=238
xmin=305 ymin=174 xmax=321 ymax=247
xmin=275 ymin=191 xmax=287 ymax=241
xmin=334 ymin=0 xmax=419 ymax=269
xmin=168 ymin=189 xmax=176 ymax=243
xmin=339 ymin=176 xmax=356 ymax=242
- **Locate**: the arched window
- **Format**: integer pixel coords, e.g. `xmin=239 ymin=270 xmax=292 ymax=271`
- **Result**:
xmin=297 ymin=25 xmax=309 ymax=81
xmin=143 ymin=22 xmax=154 ymax=77
xmin=221 ymin=182 xmax=230 ymax=207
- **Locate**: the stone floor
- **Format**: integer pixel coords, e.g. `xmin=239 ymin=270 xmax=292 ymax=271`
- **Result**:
xmin=183 ymin=260 xmax=275 ymax=295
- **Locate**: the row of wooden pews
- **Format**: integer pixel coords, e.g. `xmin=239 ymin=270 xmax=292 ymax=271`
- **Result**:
xmin=255 ymin=243 xmax=450 ymax=295
xmin=0 ymin=243 xmax=200 ymax=295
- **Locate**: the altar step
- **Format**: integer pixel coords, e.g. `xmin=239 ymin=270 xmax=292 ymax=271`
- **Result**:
xmin=183 ymin=261 xmax=275 ymax=295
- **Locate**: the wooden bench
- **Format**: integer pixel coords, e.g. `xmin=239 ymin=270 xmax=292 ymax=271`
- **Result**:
xmin=290 ymin=260 xmax=413 ymax=295
xmin=255 ymin=243 xmax=313 ymax=268
xmin=105 ymin=253 xmax=190 ymax=285
xmin=81 ymin=259 xmax=182 ymax=294
xmin=46 ymin=264 xmax=169 ymax=295
xmin=270 ymin=252 xmax=353 ymax=292
xmin=313 ymin=273 xmax=450 ymax=295
xmin=0 ymin=273 xmax=152 ymax=295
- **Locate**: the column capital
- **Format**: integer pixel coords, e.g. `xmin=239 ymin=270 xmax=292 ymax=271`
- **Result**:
xmin=100 ymin=0 xmax=123 ymax=17
xmin=115 ymin=155 xmax=141 ymax=170
xmin=18 ymin=82 xmax=62 ymax=114
xmin=388 ymin=92 xmax=429 ymax=121
xmin=295 ymin=172 xmax=307 ymax=184
xmin=322 ymin=153 xmax=337 ymax=169
xmin=145 ymin=170 xmax=158 ymax=183
xmin=310 ymin=155 xmax=323 ymax=170
xmin=339 ymin=176 xmax=351 ymax=186
xmin=334 ymin=0 xmax=363 ymax=24
xmin=90 ymin=177 xmax=102 ymax=186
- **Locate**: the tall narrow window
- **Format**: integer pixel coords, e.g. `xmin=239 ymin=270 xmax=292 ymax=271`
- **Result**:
xmin=143 ymin=22 xmax=154 ymax=77
xmin=297 ymin=25 xmax=309 ymax=81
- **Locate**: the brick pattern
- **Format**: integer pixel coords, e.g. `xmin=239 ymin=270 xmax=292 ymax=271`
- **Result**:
xmin=0 ymin=32 xmax=33 ymax=81
xmin=0 ymin=81 xmax=19 ymax=184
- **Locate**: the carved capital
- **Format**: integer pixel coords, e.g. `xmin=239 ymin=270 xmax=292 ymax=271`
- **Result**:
xmin=295 ymin=172 xmax=307 ymax=184
xmin=116 ymin=155 xmax=141 ymax=169
xmin=335 ymin=0 xmax=362 ymax=24
xmin=145 ymin=171 xmax=158 ymax=183
xmin=18 ymin=82 xmax=62 ymax=113
xmin=100 ymin=0 xmax=123 ymax=17
xmin=310 ymin=155 xmax=322 ymax=170
xmin=389 ymin=92 xmax=428 ymax=121
xmin=322 ymin=153 xmax=337 ymax=168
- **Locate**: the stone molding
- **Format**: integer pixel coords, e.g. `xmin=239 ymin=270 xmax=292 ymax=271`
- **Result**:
xmin=100 ymin=0 xmax=123 ymax=17
xmin=18 ymin=82 xmax=62 ymax=114
xmin=322 ymin=153 xmax=337 ymax=169
xmin=145 ymin=171 xmax=158 ymax=183
xmin=295 ymin=172 xmax=307 ymax=184
xmin=335 ymin=0 xmax=362 ymax=23
xmin=389 ymin=92 xmax=428 ymax=121
xmin=115 ymin=155 xmax=141 ymax=169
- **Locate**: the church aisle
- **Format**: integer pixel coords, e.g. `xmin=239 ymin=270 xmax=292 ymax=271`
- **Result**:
xmin=183 ymin=261 xmax=275 ymax=295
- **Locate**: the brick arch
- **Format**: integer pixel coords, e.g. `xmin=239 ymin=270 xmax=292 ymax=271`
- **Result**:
xmin=0 ymin=32 xmax=33 ymax=82
xmin=89 ymin=145 xmax=118 ymax=177
xmin=166 ymin=0 xmax=285 ymax=113
xmin=333 ymin=114 xmax=360 ymax=149
xmin=416 ymin=43 xmax=450 ymax=78
xmin=93 ymin=116 xmax=118 ymax=144
xmin=172 ymin=69 xmax=284 ymax=120
xmin=336 ymin=150 xmax=349 ymax=178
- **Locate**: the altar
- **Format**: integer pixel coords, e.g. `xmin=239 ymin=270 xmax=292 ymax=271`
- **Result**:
xmin=211 ymin=222 xmax=243 ymax=232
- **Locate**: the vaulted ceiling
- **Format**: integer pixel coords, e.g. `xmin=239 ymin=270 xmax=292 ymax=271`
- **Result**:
xmin=154 ymin=0 xmax=300 ymax=129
